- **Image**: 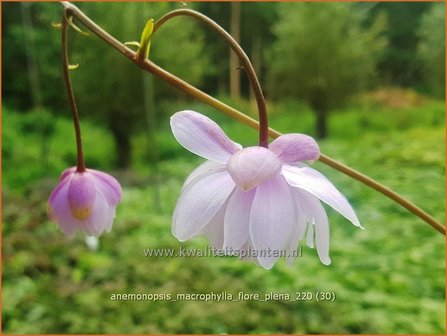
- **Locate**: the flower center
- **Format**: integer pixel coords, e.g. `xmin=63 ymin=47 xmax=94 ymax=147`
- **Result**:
xmin=71 ymin=207 xmax=93 ymax=220
xmin=227 ymin=146 xmax=281 ymax=191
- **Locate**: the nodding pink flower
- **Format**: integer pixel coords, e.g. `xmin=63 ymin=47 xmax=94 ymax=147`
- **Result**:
xmin=48 ymin=167 xmax=122 ymax=238
xmin=170 ymin=110 xmax=362 ymax=269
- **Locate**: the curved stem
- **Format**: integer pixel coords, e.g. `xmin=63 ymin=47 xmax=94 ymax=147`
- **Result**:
xmin=59 ymin=2 xmax=445 ymax=235
xmin=61 ymin=10 xmax=85 ymax=172
xmin=153 ymin=9 xmax=269 ymax=148
xmin=317 ymin=154 xmax=445 ymax=234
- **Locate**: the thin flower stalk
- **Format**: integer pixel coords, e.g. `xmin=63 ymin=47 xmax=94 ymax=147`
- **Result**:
xmin=153 ymin=9 xmax=269 ymax=147
xmin=61 ymin=11 xmax=85 ymax=172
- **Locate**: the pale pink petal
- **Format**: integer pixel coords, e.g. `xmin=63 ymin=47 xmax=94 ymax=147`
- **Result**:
xmin=170 ymin=110 xmax=240 ymax=164
xmin=295 ymin=196 xmax=308 ymax=240
xmin=68 ymin=173 xmax=96 ymax=220
xmin=48 ymin=173 xmax=73 ymax=205
xmin=227 ymin=146 xmax=281 ymax=191
xmin=286 ymin=223 xmax=300 ymax=266
xmin=286 ymin=199 xmax=306 ymax=266
xmin=182 ymin=160 xmax=226 ymax=190
xmin=89 ymin=169 xmax=122 ymax=205
xmin=249 ymin=174 xmax=295 ymax=270
xmin=200 ymin=200 xmax=228 ymax=249
xmin=294 ymin=189 xmax=331 ymax=265
xmin=48 ymin=178 xmax=80 ymax=238
xmin=224 ymin=187 xmax=256 ymax=250
xmin=270 ymin=134 xmax=320 ymax=163
xmin=290 ymin=188 xmax=315 ymax=241
xmin=173 ymin=170 xmax=235 ymax=241
xmin=60 ymin=167 xmax=76 ymax=181
xmin=83 ymin=191 xmax=114 ymax=237
xmin=313 ymin=204 xmax=330 ymax=265
xmin=239 ymin=238 xmax=260 ymax=265
xmin=282 ymin=165 xmax=362 ymax=228
xmin=105 ymin=206 xmax=117 ymax=232
xmin=306 ymin=222 xmax=315 ymax=248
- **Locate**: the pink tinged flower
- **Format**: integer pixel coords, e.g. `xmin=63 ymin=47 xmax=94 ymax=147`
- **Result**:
xmin=48 ymin=167 xmax=122 ymax=238
xmin=170 ymin=110 xmax=362 ymax=270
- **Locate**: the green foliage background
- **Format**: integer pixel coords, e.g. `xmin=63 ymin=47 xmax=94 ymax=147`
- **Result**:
xmin=267 ymin=3 xmax=387 ymax=108
xmin=3 ymin=98 xmax=445 ymax=334
xmin=2 ymin=1 xmax=446 ymax=334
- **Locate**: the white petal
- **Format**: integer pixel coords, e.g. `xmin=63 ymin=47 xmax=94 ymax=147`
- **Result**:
xmin=83 ymin=191 xmax=114 ymax=237
xmin=313 ymin=205 xmax=331 ymax=265
xmin=182 ymin=160 xmax=226 ymax=190
xmin=286 ymin=223 xmax=300 ymax=266
xmin=306 ymin=222 xmax=315 ymax=248
xmin=249 ymin=174 xmax=295 ymax=269
xmin=173 ymin=170 xmax=235 ymax=241
xmin=170 ymin=110 xmax=240 ymax=164
xmin=282 ymin=165 xmax=362 ymax=228
xmin=224 ymin=187 xmax=256 ymax=250
xmin=290 ymin=188 xmax=314 ymax=241
xmin=89 ymin=169 xmax=122 ymax=205
xmin=200 ymin=199 xmax=227 ymax=250
xmin=286 ymin=200 xmax=306 ymax=266
xmin=238 ymin=238 xmax=260 ymax=265
xmin=292 ymin=189 xmax=331 ymax=265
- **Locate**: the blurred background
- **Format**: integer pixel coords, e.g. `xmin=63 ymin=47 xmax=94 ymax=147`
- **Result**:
xmin=2 ymin=1 xmax=445 ymax=334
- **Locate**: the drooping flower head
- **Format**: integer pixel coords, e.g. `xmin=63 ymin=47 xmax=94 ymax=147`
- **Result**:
xmin=171 ymin=110 xmax=362 ymax=269
xmin=48 ymin=167 xmax=122 ymax=238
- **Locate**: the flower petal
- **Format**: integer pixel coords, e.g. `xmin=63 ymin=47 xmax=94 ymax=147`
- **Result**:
xmin=286 ymin=222 xmax=300 ymax=266
xmin=293 ymin=189 xmax=331 ymax=265
xmin=83 ymin=191 xmax=115 ymax=237
xmin=282 ymin=165 xmax=362 ymax=228
xmin=89 ymin=169 xmax=122 ymax=205
xmin=270 ymin=134 xmax=320 ymax=163
xmin=227 ymin=146 xmax=281 ymax=191
xmin=249 ymin=174 xmax=295 ymax=270
xmin=173 ymin=170 xmax=235 ymax=241
xmin=224 ymin=187 xmax=256 ymax=250
xmin=68 ymin=172 xmax=96 ymax=220
xmin=170 ymin=110 xmax=240 ymax=164
xmin=306 ymin=222 xmax=315 ymax=248
xmin=49 ymin=173 xmax=73 ymax=205
xmin=48 ymin=177 xmax=79 ymax=238
xmin=286 ymin=199 xmax=306 ymax=266
xmin=239 ymin=238 xmax=260 ymax=265
xmin=60 ymin=167 xmax=76 ymax=181
xmin=313 ymin=204 xmax=330 ymax=265
xmin=182 ymin=160 xmax=226 ymax=190
xmin=200 ymin=200 xmax=227 ymax=250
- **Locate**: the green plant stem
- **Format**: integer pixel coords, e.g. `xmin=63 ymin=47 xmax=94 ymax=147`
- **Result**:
xmin=153 ymin=9 xmax=269 ymax=148
xmin=61 ymin=10 xmax=85 ymax=172
xmin=60 ymin=2 xmax=445 ymax=235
